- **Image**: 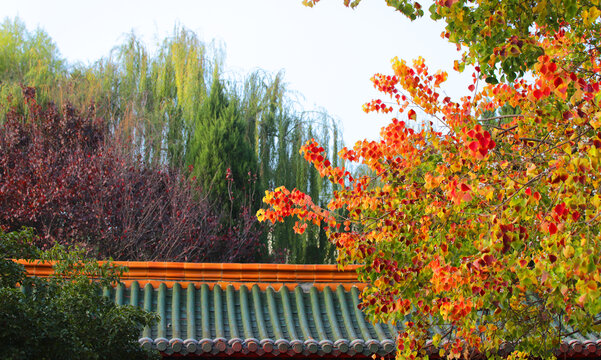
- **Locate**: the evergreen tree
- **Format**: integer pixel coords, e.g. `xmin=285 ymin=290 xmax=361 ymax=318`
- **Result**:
xmin=187 ymin=69 xmax=257 ymax=214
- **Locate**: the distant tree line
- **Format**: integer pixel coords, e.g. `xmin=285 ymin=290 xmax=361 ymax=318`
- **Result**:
xmin=0 ymin=18 xmax=342 ymax=263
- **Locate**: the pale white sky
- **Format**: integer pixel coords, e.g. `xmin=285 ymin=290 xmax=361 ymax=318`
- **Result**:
xmin=2 ymin=0 xmax=471 ymax=146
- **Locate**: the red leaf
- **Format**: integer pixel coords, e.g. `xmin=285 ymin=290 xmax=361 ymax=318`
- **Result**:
xmin=554 ymin=77 xmax=563 ymax=87
xmin=549 ymin=223 xmax=558 ymax=235
xmin=468 ymin=141 xmax=479 ymax=152
xmin=572 ymin=211 xmax=581 ymax=222
xmin=554 ymin=202 xmax=566 ymax=217
xmin=483 ymin=254 xmax=494 ymax=265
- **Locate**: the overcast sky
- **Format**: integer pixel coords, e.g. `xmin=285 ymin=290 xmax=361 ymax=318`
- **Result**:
xmin=2 ymin=0 xmax=472 ymax=146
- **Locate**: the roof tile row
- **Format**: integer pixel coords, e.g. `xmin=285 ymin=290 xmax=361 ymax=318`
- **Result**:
xmin=107 ymin=281 xmax=397 ymax=357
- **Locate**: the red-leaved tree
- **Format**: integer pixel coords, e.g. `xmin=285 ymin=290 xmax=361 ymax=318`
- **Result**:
xmin=0 ymin=88 xmax=262 ymax=262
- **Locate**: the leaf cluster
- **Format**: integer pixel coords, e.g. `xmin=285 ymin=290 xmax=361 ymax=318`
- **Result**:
xmin=0 ymin=228 xmax=159 ymax=360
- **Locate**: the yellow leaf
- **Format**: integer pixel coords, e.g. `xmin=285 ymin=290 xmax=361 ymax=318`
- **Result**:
xmin=560 ymin=284 xmax=569 ymax=296
xmin=587 ymin=7 xmax=601 ymax=25
xmin=590 ymin=112 xmax=601 ymax=129
xmin=485 ymin=188 xmax=494 ymax=201
xmin=563 ymin=245 xmax=575 ymax=259
xmin=583 ymin=9 xmax=591 ymax=25
xmin=571 ymin=88 xmax=584 ymax=105
xmin=592 ymin=195 xmax=601 ymax=209
xmin=433 ymin=333 xmax=442 ymax=347
xmin=534 ymin=0 xmax=547 ymax=13
xmin=256 ymin=209 xmax=265 ymax=222
xmin=526 ymin=163 xmax=537 ymax=177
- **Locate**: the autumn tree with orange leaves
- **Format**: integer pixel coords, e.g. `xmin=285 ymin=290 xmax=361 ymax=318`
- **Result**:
xmin=259 ymin=0 xmax=601 ymax=359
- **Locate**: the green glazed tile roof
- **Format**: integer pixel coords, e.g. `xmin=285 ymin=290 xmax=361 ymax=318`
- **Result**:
xmin=107 ymin=281 xmax=601 ymax=359
xmin=105 ymin=282 xmax=398 ymax=357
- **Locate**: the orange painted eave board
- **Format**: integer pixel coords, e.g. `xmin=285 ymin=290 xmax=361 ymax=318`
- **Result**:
xmin=15 ymin=260 xmax=363 ymax=287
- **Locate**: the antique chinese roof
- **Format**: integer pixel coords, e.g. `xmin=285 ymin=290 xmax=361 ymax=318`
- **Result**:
xmin=21 ymin=261 xmax=601 ymax=359
xmin=22 ymin=261 xmax=396 ymax=358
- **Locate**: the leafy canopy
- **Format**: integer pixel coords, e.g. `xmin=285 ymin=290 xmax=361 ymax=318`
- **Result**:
xmin=0 ymin=228 xmax=159 ymax=360
xmin=259 ymin=0 xmax=601 ymax=359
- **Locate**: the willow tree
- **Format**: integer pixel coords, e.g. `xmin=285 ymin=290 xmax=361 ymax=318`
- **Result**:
xmin=155 ymin=28 xmax=209 ymax=167
xmin=245 ymin=71 xmax=342 ymax=263
xmin=0 ymin=17 xmax=65 ymax=113
xmin=56 ymin=28 xmax=212 ymax=168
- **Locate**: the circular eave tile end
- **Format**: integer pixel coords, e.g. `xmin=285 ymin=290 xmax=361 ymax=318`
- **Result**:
xmin=290 ymin=340 xmax=303 ymax=353
xmin=334 ymin=339 xmax=350 ymax=353
xmin=350 ymin=339 xmax=365 ymax=353
xmin=305 ymin=340 xmax=319 ymax=353
xmin=230 ymin=339 xmax=243 ymax=352
xmin=246 ymin=339 xmax=259 ymax=352
xmin=320 ymin=340 xmax=334 ymax=353
xmin=198 ymin=338 xmax=213 ymax=353
xmin=585 ymin=341 xmax=596 ymax=353
xmin=216 ymin=342 xmax=227 ymax=352
xmin=139 ymin=338 xmax=153 ymax=352
xmin=366 ymin=339 xmax=380 ymax=353
xmin=155 ymin=338 xmax=169 ymax=352
xmin=170 ymin=338 xmax=184 ymax=352
xmin=261 ymin=339 xmax=275 ymax=353
xmin=184 ymin=339 xmax=198 ymax=354
xmin=275 ymin=339 xmax=290 ymax=353
xmin=381 ymin=339 xmax=395 ymax=353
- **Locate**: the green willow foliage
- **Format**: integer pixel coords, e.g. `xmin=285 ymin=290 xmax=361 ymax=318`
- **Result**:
xmin=0 ymin=18 xmax=65 ymax=112
xmin=0 ymin=18 xmax=341 ymax=264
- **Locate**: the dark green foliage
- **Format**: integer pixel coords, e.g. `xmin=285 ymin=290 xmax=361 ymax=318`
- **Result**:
xmin=187 ymin=71 xmax=256 ymax=212
xmin=0 ymin=228 xmax=39 ymax=288
xmin=0 ymin=228 xmax=159 ymax=360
